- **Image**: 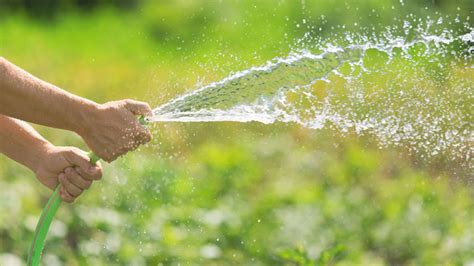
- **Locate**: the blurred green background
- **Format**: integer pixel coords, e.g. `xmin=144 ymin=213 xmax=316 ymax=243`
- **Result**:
xmin=0 ymin=0 xmax=473 ymax=265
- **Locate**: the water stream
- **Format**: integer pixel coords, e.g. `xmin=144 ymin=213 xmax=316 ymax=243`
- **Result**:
xmin=150 ymin=19 xmax=473 ymax=165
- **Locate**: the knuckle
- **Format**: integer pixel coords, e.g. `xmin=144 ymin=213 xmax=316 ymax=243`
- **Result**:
xmin=102 ymin=154 xmax=113 ymax=162
xmin=97 ymin=166 xmax=103 ymax=176
xmin=65 ymin=172 xmax=73 ymax=180
xmin=64 ymin=172 xmax=75 ymax=182
xmin=92 ymin=169 xmax=102 ymax=180
xmin=141 ymin=102 xmax=151 ymax=112
xmin=136 ymin=129 xmax=146 ymax=140
xmin=94 ymin=173 xmax=102 ymax=180
xmin=75 ymin=167 xmax=87 ymax=178
xmin=61 ymin=194 xmax=73 ymax=203
xmin=66 ymin=173 xmax=78 ymax=182
xmin=144 ymin=132 xmax=152 ymax=143
xmin=69 ymin=190 xmax=78 ymax=197
xmin=61 ymin=179 xmax=69 ymax=187
xmin=117 ymin=146 xmax=127 ymax=154
xmin=66 ymin=150 xmax=77 ymax=158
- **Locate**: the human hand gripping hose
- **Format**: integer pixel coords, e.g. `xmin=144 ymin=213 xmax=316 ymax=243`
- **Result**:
xmin=27 ymin=116 xmax=148 ymax=266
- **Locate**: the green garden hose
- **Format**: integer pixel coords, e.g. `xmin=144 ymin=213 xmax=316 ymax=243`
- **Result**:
xmin=27 ymin=116 xmax=148 ymax=266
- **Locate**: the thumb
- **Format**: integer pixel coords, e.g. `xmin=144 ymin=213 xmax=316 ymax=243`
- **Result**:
xmin=124 ymin=99 xmax=152 ymax=116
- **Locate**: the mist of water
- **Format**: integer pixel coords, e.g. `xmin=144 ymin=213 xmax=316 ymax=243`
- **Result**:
xmin=149 ymin=19 xmax=473 ymax=165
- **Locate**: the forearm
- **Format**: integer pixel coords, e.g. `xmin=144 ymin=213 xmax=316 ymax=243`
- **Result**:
xmin=0 ymin=115 xmax=53 ymax=172
xmin=0 ymin=57 xmax=98 ymax=133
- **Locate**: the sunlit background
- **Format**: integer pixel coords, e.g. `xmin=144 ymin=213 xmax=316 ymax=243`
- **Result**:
xmin=0 ymin=0 xmax=473 ymax=265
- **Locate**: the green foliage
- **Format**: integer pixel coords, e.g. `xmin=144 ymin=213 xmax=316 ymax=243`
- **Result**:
xmin=279 ymin=245 xmax=345 ymax=265
xmin=0 ymin=1 xmax=473 ymax=265
xmin=279 ymin=246 xmax=316 ymax=266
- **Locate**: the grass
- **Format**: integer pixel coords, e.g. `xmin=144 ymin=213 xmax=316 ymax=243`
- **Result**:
xmin=0 ymin=1 xmax=473 ymax=265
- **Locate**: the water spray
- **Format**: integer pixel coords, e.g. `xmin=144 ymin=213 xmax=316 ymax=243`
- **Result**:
xmin=27 ymin=116 xmax=148 ymax=266
xmin=25 ymin=22 xmax=472 ymax=265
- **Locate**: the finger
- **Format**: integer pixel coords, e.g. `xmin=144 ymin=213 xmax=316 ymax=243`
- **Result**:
xmin=64 ymin=148 xmax=102 ymax=176
xmin=95 ymin=149 xmax=115 ymax=163
xmin=133 ymin=127 xmax=152 ymax=145
xmin=74 ymin=162 xmax=102 ymax=181
xmin=123 ymin=137 xmax=143 ymax=152
xmin=101 ymin=152 xmax=118 ymax=163
xmin=59 ymin=169 xmax=83 ymax=197
xmin=124 ymin=99 xmax=152 ymax=116
xmin=70 ymin=166 xmax=95 ymax=188
xmin=59 ymin=185 xmax=75 ymax=203
xmin=74 ymin=165 xmax=101 ymax=182
xmin=140 ymin=128 xmax=152 ymax=144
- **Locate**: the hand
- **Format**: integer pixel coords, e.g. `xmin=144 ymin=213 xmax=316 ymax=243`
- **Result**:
xmin=34 ymin=146 xmax=102 ymax=203
xmin=58 ymin=167 xmax=98 ymax=203
xmin=78 ymin=99 xmax=152 ymax=162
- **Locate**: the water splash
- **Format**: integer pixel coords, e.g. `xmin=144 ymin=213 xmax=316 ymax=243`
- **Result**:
xmin=150 ymin=19 xmax=473 ymax=164
xmin=151 ymin=46 xmax=363 ymax=122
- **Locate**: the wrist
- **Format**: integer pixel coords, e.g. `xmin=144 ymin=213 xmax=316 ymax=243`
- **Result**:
xmin=25 ymin=140 xmax=55 ymax=174
xmin=69 ymin=99 xmax=101 ymax=136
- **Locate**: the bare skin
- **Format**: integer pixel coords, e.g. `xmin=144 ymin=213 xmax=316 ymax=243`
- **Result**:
xmin=0 ymin=57 xmax=152 ymax=202
xmin=0 ymin=115 xmax=102 ymax=202
xmin=0 ymin=57 xmax=152 ymax=162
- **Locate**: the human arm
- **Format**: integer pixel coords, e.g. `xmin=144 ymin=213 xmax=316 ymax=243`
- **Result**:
xmin=0 ymin=57 xmax=151 ymax=162
xmin=0 ymin=115 xmax=102 ymax=202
